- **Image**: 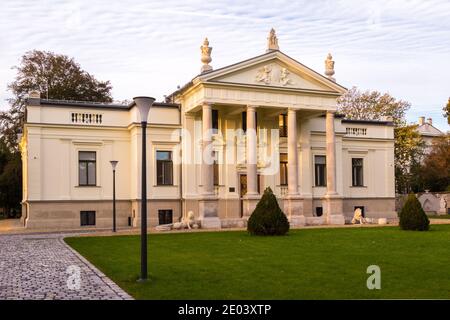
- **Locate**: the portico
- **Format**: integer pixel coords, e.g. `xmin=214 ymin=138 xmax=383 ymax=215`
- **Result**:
xmin=176 ymin=31 xmax=348 ymax=227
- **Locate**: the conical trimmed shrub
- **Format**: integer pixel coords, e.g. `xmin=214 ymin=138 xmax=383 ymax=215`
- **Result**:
xmin=247 ymin=187 xmax=289 ymax=236
xmin=399 ymin=193 xmax=430 ymax=231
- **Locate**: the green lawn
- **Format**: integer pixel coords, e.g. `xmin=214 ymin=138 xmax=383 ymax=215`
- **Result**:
xmin=65 ymin=225 xmax=450 ymax=300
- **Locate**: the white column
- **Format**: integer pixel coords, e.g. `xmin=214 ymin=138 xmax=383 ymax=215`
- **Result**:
xmin=202 ymin=103 xmax=214 ymax=195
xmin=287 ymin=108 xmax=299 ymax=195
xmin=326 ymin=111 xmax=337 ymax=196
xmin=246 ymin=105 xmax=258 ymax=195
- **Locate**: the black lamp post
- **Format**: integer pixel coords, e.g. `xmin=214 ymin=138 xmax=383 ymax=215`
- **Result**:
xmin=110 ymin=160 xmax=118 ymax=232
xmin=133 ymin=96 xmax=155 ymax=282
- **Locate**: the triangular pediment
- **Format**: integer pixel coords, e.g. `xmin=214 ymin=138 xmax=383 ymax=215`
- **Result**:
xmin=198 ymin=51 xmax=346 ymax=94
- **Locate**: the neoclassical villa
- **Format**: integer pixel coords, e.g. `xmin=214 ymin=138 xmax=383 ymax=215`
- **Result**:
xmin=20 ymin=30 xmax=397 ymax=229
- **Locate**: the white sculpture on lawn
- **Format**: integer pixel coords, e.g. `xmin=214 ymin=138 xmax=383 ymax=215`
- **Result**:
xmin=183 ymin=211 xmax=197 ymax=229
xmin=439 ymin=196 xmax=447 ymax=215
xmin=351 ymin=208 xmax=366 ymax=224
xmin=172 ymin=210 xmax=198 ymax=230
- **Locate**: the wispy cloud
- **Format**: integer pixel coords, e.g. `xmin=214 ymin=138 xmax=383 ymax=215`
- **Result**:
xmin=0 ymin=0 xmax=449 ymax=130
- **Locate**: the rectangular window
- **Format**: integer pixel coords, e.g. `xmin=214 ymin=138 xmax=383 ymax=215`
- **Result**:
xmin=80 ymin=211 xmax=96 ymax=226
xmin=213 ymin=152 xmax=219 ymax=186
xmin=212 ymin=109 xmax=219 ymax=133
xmin=352 ymin=158 xmax=364 ymax=186
xmin=157 ymin=151 xmax=173 ymax=185
xmin=158 ymin=209 xmax=173 ymax=225
xmin=280 ymin=153 xmax=288 ymax=185
xmin=279 ymin=113 xmax=287 ymax=137
xmin=79 ymin=151 xmax=96 ymax=186
xmin=314 ymin=155 xmax=327 ymax=187
xmin=315 ymin=207 xmax=323 ymax=217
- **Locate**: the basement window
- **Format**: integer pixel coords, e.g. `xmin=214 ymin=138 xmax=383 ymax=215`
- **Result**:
xmin=158 ymin=210 xmax=173 ymax=225
xmin=80 ymin=211 xmax=96 ymax=226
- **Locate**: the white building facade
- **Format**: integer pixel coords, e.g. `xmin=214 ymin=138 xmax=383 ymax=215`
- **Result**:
xmin=20 ymin=31 xmax=397 ymax=230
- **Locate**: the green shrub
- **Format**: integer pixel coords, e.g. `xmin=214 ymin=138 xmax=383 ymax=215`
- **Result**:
xmin=399 ymin=193 xmax=430 ymax=231
xmin=247 ymin=187 xmax=289 ymax=236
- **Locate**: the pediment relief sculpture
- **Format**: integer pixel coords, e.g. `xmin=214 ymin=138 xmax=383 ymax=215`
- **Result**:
xmin=255 ymin=64 xmax=294 ymax=87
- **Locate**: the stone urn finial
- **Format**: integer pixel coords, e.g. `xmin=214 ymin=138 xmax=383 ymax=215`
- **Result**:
xmin=266 ymin=28 xmax=279 ymax=52
xmin=200 ymin=37 xmax=213 ymax=73
xmin=324 ymin=53 xmax=336 ymax=82
xmin=28 ymin=90 xmax=41 ymax=99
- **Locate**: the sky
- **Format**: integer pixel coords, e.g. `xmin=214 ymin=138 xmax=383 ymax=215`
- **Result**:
xmin=0 ymin=0 xmax=449 ymax=131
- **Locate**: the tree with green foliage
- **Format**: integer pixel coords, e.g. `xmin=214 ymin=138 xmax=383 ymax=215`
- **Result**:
xmin=394 ymin=125 xmax=426 ymax=193
xmin=1 ymin=50 xmax=113 ymax=150
xmin=0 ymin=140 xmax=21 ymax=217
xmin=337 ymin=86 xmax=411 ymax=126
xmin=0 ymin=50 xmax=113 ymax=217
xmin=399 ymin=194 xmax=429 ymax=231
xmin=247 ymin=187 xmax=289 ymax=236
xmin=418 ymin=134 xmax=450 ymax=192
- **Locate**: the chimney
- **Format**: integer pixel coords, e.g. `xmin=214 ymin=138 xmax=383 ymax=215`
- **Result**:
xmin=27 ymin=90 xmax=41 ymax=106
xmin=427 ymin=118 xmax=433 ymax=125
xmin=418 ymin=116 xmax=425 ymax=125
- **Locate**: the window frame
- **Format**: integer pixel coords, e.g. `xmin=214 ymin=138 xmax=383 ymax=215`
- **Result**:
xmin=212 ymin=109 xmax=219 ymax=134
xmin=279 ymin=113 xmax=288 ymax=138
xmin=314 ymin=155 xmax=327 ymax=187
xmin=352 ymin=158 xmax=364 ymax=187
xmin=156 ymin=150 xmax=174 ymax=186
xmin=78 ymin=151 xmax=97 ymax=186
xmin=213 ymin=151 xmax=219 ymax=186
xmin=158 ymin=209 xmax=173 ymax=225
xmin=80 ymin=211 xmax=96 ymax=226
xmin=279 ymin=153 xmax=288 ymax=186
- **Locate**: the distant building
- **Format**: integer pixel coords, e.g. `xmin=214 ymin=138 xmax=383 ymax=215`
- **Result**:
xmin=416 ymin=116 xmax=444 ymax=153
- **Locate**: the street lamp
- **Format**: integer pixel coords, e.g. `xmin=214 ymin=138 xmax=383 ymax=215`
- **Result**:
xmin=110 ymin=160 xmax=119 ymax=232
xmin=133 ymin=96 xmax=155 ymax=282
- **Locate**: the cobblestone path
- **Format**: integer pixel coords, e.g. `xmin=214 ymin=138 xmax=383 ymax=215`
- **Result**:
xmin=0 ymin=233 xmax=132 ymax=300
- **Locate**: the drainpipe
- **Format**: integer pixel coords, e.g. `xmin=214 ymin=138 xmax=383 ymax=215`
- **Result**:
xmin=178 ymin=104 xmax=184 ymax=222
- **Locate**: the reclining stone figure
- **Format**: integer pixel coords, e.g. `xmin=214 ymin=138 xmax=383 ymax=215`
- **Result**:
xmin=351 ymin=208 xmax=366 ymax=224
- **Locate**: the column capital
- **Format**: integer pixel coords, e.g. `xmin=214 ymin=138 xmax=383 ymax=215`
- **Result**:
xmin=326 ymin=110 xmax=336 ymax=115
xmin=287 ymin=108 xmax=297 ymax=114
xmin=202 ymin=102 xmax=212 ymax=109
xmin=246 ymin=105 xmax=258 ymax=111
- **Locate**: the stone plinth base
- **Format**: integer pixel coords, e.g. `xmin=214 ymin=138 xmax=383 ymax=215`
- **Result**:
xmin=199 ymin=197 xmax=218 ymax=218
xmin=305 ymin=216 xmax=325 ymax=225
xmin=199 ymin=197 xmax=220 ymax=229
xmin=221 ymin=218 xmax=246 ymax=228
xmin=327 ymin=214 xmax=345 ymax=225
xmin=242 ymin=194 xmax=261 ymax=217
xmin=284 ymin=195 xmax=303 ymax=216
xmin=289 ymin=215 xmax=305 ymax=226
xmin=201 ymin=217 xmax=221 ymax=229
xmin=324 ymin=195 xmax=345 ymax=225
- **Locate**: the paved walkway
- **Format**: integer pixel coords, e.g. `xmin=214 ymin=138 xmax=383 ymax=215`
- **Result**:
xmin=0 ymin=233 xmax=132 ymax=300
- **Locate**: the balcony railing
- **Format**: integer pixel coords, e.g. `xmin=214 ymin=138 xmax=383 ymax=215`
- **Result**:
xmin=280 ymin=186 xmax=288 ymax=196
xmin=71 ymin=113 xmax=103 ymax=124
xmin=346 ymin=127 xmax=367 ymax=136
